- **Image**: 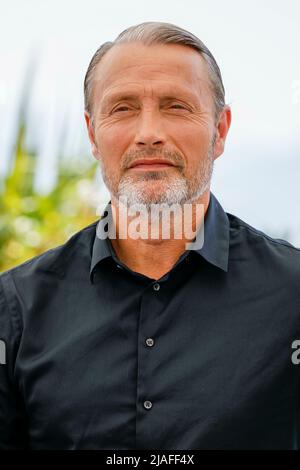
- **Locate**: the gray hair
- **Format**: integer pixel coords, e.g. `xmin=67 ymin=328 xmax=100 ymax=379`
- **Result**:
xmin=84 ymin=21 xmax=226 ymax=123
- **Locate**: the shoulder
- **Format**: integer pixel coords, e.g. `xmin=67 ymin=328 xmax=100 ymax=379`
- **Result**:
xmin=227 ymin=211 xmax=299 ymax=251
xmin=226 ymin=211 xmax=300 ymax=281
xmin=0 ymin=220 xmax=99 ymax=350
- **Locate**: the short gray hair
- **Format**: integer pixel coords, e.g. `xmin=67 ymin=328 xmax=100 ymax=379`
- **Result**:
xmin=84 ymin=21 xmax=226 ymax=123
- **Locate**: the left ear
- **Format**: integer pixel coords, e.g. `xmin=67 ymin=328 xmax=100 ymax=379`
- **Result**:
xmin=213 ymin=105 xmax=232 ymax=160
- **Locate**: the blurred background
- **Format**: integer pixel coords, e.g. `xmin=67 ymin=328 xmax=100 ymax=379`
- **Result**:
xmin=1 ymin=0 xmax=299 ymax=272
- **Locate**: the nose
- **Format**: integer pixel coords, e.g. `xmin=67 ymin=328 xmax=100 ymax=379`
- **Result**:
xmin=134 ymin=108 xmax=166 ymax=148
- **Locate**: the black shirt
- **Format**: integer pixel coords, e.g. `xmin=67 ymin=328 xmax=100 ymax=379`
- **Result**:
xmin=1 ymin=191 xmax=300 ymax=450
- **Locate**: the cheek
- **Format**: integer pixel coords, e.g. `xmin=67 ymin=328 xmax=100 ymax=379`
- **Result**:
xmin=170 ymin=121 xmax=212 ymax=162
xmin=97 ymin=122 xmax=133 ymax=161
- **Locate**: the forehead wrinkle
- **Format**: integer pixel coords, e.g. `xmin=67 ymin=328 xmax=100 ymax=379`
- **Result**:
xmin=95 ymin=58 xmax=201 ymax=93
xmin=95 ymin=61 xmax=181 ymax=89
xmin=93 ymin=42 xmax=211 ymax=99
xmin=99 ymin=56 xmax=185 ymax=74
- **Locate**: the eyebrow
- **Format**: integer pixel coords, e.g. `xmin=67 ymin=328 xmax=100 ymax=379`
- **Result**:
xmin=100 ymin=89 xmax=199 ymax=109
xmin=101 ymin=94 xmax=139 ymax=109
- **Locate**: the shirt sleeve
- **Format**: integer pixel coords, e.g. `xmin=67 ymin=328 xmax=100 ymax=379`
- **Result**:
xmin=0 ymin=273 xmax=28 ymax=449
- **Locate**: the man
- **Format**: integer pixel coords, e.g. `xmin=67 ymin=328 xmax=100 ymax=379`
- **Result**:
xmin=0 ymin=21 xmax=300 ymax=450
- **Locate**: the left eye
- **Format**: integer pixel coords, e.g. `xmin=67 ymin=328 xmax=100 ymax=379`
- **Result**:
xmin=170 ymin=104 xmax=186 ymax=109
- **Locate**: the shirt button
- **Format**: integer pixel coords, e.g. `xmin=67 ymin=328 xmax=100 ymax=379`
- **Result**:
xmin=153 ymin=282 xmax=160 ymax=291
xmin=145 ymin=338 xmax=155 ymax=347
xmin=144 ymin=400 xmax=153 ymax=410
xmin=116 ymin=264 xmax=123 ymax=269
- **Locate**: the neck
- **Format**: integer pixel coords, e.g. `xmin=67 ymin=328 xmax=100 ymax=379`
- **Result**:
xmin=108 ymin=190 xmax=210 ymax=279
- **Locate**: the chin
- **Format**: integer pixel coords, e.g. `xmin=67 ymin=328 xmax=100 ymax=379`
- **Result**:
xmin=117 ymin=173 xmax=190 ymax=207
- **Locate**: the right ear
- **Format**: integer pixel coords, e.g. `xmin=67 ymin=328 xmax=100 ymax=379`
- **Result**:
xmin=84 ymin=111 xmax=101 ymax=161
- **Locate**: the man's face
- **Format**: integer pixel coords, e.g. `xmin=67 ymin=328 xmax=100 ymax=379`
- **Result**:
xmin=85 ymin=42 xmax=230 ymax=208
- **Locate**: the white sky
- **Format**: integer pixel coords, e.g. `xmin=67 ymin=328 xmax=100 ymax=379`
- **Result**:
xmin=1 ymin=0 xmax=300 ymax=244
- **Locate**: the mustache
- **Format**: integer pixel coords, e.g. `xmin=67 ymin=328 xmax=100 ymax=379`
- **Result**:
xmin=122 ymin=149 xmax=185 ymax=170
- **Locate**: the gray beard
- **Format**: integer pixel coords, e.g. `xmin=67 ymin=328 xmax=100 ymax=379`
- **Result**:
xmin=100 ymin=135 xmax=215 ymax=212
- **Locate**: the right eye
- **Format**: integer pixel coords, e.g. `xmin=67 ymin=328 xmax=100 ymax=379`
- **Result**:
xmin=112 ymin=106 xmax=130 ymax=113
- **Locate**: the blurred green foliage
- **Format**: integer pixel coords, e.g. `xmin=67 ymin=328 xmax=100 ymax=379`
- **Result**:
xmin=0 ymin=125 xmax=99 ymax=273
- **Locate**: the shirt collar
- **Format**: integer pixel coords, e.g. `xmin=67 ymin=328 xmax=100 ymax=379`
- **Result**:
xmin=90 ymin=191 xmax=230 ymax=281
xmin=193 ymin=191 xmax=230 ymax=272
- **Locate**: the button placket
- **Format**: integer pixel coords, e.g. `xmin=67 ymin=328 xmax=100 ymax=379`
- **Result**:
xmin=136 ymin=280 xmax=163 ymax=436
